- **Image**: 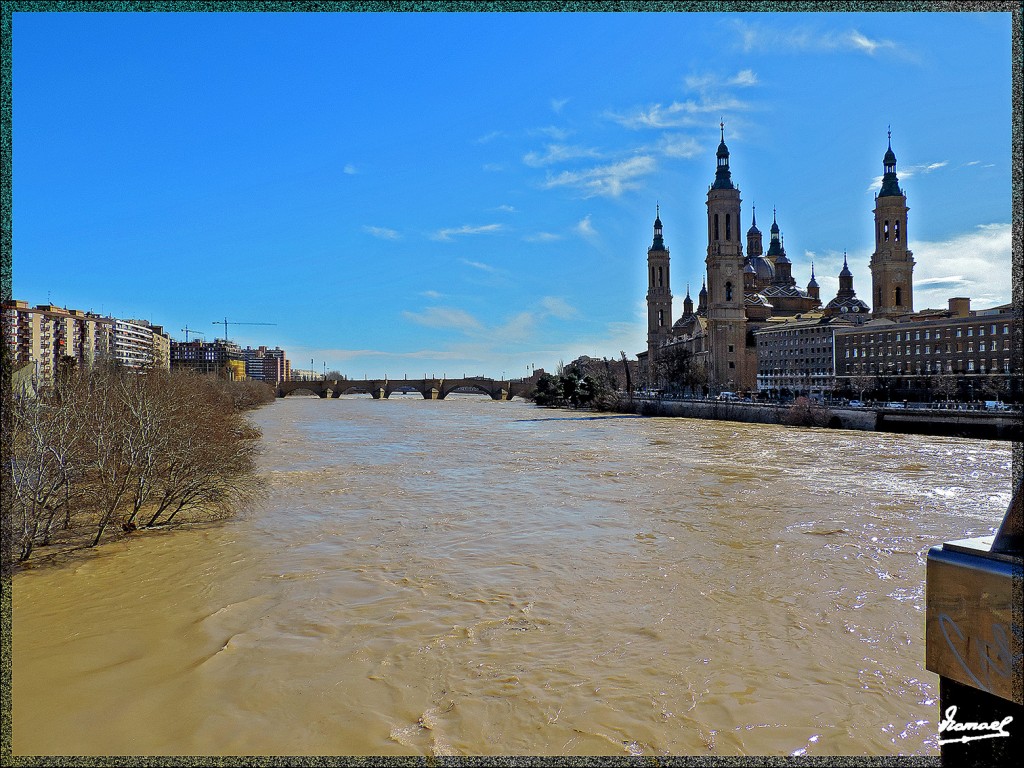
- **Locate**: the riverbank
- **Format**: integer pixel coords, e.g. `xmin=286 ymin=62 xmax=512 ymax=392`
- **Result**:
xmin=611 ymin=397 xmax=1021 ymax=441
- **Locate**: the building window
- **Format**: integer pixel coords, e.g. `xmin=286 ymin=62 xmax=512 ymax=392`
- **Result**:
xmin=728 ymin=344 xmax=734 ymax=353
xmin=714 ymin=214 xmax=719 ymax=241
xmin=658 ymin=266 xmax=663 ymax=287
xmin=895 ymin=287 xmax=902 ymax=306
xmin=894 ymin=220 xmax=901 ymax=242
xmin=956 ymin=329 xmax=962 ymax=338
xmin=980 ymin=341 xmax=986 ymax=352
xmin=967 ymin=327 xmax=973 ymax=337
xmin=658 ymin=310 xmax=664 ymax=327
xmin=728 ymin=361 xmax=735 ymax=369
xmin=725 ymin=281 xmax=733 ymax=301
xmin=884 ymin=220 xmax=890 ymax=241
xmin=726 ymin=213 xmax=731 ymax=241
xmin=968 ymin=360 xmax=975 ymax=372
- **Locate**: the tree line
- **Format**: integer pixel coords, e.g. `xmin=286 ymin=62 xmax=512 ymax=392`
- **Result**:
xmin=529 ymin=358 xmax=625 ymax=411
xmin=3 ymin=365 xmax=273 ymax=570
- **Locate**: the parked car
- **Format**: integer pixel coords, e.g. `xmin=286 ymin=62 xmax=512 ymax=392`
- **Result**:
xmin=985 ymin=401 xmax=1011 ymax=411
xmin=847 ymin=400 xmax=864 ymax=407
xmin=885 ymin=402 xmax=906 ymax=409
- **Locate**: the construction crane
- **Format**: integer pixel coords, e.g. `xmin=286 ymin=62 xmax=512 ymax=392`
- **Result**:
xmin=212 ymin=317 xmax=277 ymax=343
xmin=181 ymin=326 xmax=205 ymax=342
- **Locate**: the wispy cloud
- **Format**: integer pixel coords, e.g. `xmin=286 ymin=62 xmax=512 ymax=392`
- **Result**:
xmin=866 ymin=160 xmax=949 ymax=192
xmin=343 ymin=164 xmax=358 ymax=175
xmin=476 ymin=130 xmax=503 ymax=144
xmin=431 ymin=223 xmax=503 ymax=241
xmin=910 ymin=222 xmax=1012 ymax=308
xmin=523 ymin=143 xmax=602 ymax=168
xmin=542 ymin=155 xmax=657 ymax=198
xmin=606 ymin=97 xmax=751 ymax=130
xmin=493 ymin=204 xmax=517 ymax=213
xmin=655 ymin=133 xmax=702 ymax=159
xmin=524 ymin=231 xmax=563 ymax=243
xmin=733 ymin=21 xmax=902 ymax=59
xmin=420 ymin=290 xmax=443 ymax=299
xmin=533 ymin=125 xmax=574 ymax=141
xmin=575 ymin=214 xmax=599 ymax=241
xmin=402 ymin=306 xmax=484 ymax=332
xmin=460 ymin=259 xmax=499 ymax=274
xmin=540 ymin=296 xmax=578 ymax=319
xmin=685 ymin=69 xmax=759 ymax=91
xmin=363 ymin=225 xmax=401 ymax=240
xmin=550 ymin=97 xmax=570 ymax=113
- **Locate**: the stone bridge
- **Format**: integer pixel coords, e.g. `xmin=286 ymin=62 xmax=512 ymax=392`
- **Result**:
xmin=277 ymin=377 xmax=530 ymax=401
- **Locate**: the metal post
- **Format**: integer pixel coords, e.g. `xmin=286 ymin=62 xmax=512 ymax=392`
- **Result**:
xmin=926 ymin=477 xmax=1022 ymax=765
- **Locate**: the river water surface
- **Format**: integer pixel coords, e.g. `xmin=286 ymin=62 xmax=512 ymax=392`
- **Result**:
xmin=12 ymin=395 xmax=1013 ymax=756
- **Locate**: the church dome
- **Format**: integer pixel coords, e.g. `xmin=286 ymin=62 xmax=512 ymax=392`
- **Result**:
xmin=749 ymin=255 xmax=775 ymax=281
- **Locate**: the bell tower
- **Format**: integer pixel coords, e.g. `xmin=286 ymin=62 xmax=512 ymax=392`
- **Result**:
xmin=705 ymin=122 xmax=748 ymax=393
xmin=646 ymin=205 xmax=672 ymax=366
xmin=870 ymin=129 xmax=914 ymax=318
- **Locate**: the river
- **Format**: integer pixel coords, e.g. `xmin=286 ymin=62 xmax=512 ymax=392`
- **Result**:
xmin=11 ymin=394 xmax=1014 ymax=756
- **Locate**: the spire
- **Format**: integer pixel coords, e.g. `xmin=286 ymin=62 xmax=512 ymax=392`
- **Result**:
xmin=651 ymin=204 xmax=665 ymax=250
xmin=807 ymin=262 xmax=818 ymax=288
xmin=766 ymin=207 xmax=783 ymax=258
xmin=879 ymin=128 xmax=902 ymax=197
xmin=839 ymin=250 xmax=852 ymax=277
xmin=712 ymin=121 xmax=734 ymax=190
xmin=747 ymin=204 xmax=760 ymax=235
xmin=685 ymin=282 xmax=691 ymax=299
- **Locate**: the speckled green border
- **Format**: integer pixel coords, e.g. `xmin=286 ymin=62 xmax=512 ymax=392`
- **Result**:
xmin=0 ymin=1 xmax=1019 ymax=765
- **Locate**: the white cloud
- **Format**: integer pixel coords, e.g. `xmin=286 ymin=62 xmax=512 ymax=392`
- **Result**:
xmin=734 ymin=22 xmax=900 ymax=58
xmin=606 ymin=97 xmax=751 ymax=130
xmin=460 ymin=259 xmax=499 ymax=274
xmin=431 ymin=223 xmax=503 ymax=241
xmin=534 ymin=125 xmax=574 ymax=141
xmin=523 ymin=143 xmax=601 ymax=168
xmin=542 ymin=155 xmax=657 ymax=198
xmin=550 ymin=97 xmax=570 ymax=113
xmin=524 ymin=232 xmax=563 ymax=243
xmin=866 ymin=160 xmax=950 ymax=192
xmin=493 ymin=204 xmax=517 ymax=213
xmin=420 ymin=290 xmax=443 ymax=299
xmin=540 ymin=296 xmax=578 ymax=319
xmin=476 ymin=130 xmax=503 ymax=144
xmin=656 ymin=134 xmax=702 ymax=159
xmin=343 ymin=164 xmax=358 ymax=175
xmin=402 ymin=306 xmax=484 ymax=332
xmin=363 ymin=225 xmax=400 ymax=240
xmin=574 ymin=214 xmax=598 ymax=240
xmin=730 ymin=69 xmax=759 ymax=87
xmin=910 ymin=223 xmax=1012 ymax=308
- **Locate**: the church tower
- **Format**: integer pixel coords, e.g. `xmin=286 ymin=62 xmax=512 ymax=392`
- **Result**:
xmin=646 ymin=206 xmax=672 ymax=365
xmin=705 ymin=123 xmax=749 ymax=393
xmin=807 ymin=263 xmax=820 ymax=302
xmin=870 ymin=130 xmax=914 ymax=318
xmin=746 ymin=206 xmax=763 ymax=258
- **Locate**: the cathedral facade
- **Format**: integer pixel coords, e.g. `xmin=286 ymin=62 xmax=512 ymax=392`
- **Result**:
xmin=642 ymin=125 xmax=902 ymax=394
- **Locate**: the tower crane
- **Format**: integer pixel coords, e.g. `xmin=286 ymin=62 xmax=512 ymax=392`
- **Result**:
xmin=181 ymin=326 xmax=205 ymax=342
xmin=212 ymin=317 xmax=277 ymax=343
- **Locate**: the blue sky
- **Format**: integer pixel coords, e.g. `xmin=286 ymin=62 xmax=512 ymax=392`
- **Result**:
xmin=12 ymin=10 xmax=1014 ymax=379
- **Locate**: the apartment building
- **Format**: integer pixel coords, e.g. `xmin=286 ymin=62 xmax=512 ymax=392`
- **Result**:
xmin=832 ymin=299 xmax=1020 ymax=401
xmin=3 ymin=301 xmax=114 ymax=387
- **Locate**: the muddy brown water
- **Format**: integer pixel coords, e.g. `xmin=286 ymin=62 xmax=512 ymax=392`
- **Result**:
xmin=12 ymin=395 xmax=1013 ymax=756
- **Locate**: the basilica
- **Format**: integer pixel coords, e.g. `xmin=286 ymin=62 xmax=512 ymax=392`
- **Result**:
xmin=640 ymin=125 xmax=906 ymax=393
